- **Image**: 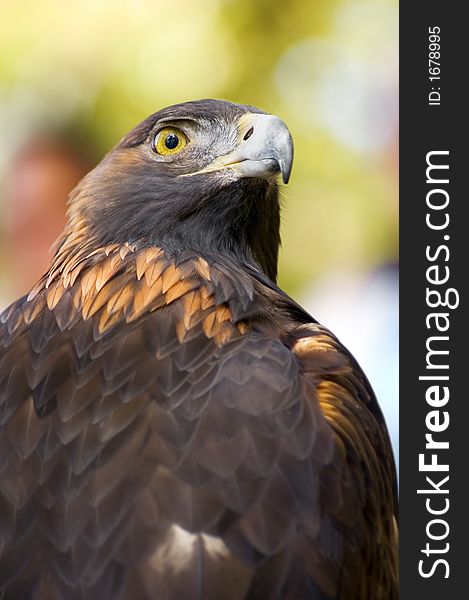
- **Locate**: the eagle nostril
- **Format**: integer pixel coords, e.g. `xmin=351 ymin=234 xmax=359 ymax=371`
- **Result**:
xmin=243 ymin=127 xmax=254 ymax=141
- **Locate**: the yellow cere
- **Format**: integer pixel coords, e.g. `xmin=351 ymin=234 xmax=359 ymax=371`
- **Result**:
xmin=154 ymin=127 xmax=187 ymax=155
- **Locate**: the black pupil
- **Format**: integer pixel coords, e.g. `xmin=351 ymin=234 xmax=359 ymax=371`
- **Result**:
xmin=165 ymin=134 xmax=179 ymax=150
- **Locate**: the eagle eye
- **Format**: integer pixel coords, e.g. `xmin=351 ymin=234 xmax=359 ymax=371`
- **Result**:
xmin=153 ymin=127 xmax=187 ymax=156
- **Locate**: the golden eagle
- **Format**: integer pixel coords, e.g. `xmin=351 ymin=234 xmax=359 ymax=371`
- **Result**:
xmin=0 ymin=100 xmax=398 ymax=599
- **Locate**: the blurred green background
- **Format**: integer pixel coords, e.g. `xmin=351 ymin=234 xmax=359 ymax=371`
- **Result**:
xmin=0 ymin=0 xmax=398 ymax=457
xmin=0 ymin=0 xmax=398 ymax=299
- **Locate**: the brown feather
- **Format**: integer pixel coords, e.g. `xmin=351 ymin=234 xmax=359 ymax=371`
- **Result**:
xmin=0 ymin=244 xmax=398 ymax=600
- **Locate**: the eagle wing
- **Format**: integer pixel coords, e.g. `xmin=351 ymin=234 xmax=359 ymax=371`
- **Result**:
xmin=0 ymin=246 xmax=397 ymax=599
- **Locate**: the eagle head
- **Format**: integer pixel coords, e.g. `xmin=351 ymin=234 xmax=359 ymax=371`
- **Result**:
xmin=63 ymin=99 xmax=293 ymax=282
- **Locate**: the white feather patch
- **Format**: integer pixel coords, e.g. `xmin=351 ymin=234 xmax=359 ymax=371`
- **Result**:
xmin=150 ymin=525 xmax=229 ymax=573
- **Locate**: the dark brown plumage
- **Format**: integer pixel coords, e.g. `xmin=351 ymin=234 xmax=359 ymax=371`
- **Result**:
xmin=0 ymin=99 xmax=398 ymax=599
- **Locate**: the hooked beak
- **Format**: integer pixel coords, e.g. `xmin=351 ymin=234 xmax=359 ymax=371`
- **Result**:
xmin=226 ymin=113 xmax=294 ymax=184
xmin=185 ymin=113 xmax=294 ymax=184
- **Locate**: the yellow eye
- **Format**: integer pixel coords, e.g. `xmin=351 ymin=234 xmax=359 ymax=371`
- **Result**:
xmin=153 ymin=127 xmax=187 ymax=156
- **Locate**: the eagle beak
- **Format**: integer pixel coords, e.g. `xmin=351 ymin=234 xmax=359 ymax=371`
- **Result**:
xmin=184 ymin=113 xmax=293 ymax=184
xmin=229 ymin=113 xmax=294 ymax=184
